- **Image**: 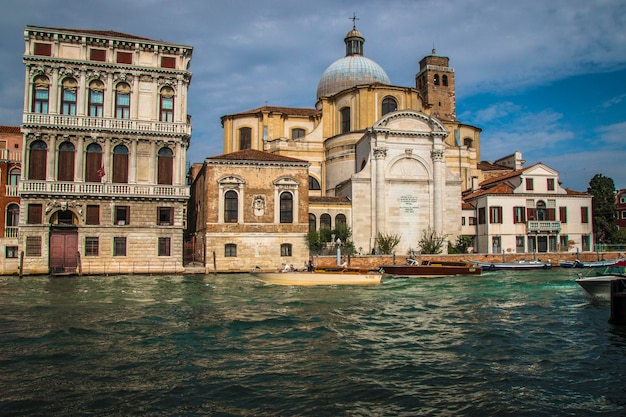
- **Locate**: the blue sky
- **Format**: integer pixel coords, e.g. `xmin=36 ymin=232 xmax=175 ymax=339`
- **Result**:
xmin=1 ymin=0 xmax=624 ymax=191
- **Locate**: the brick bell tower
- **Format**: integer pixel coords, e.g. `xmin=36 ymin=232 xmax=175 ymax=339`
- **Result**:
xmin=415 ymin=49 xmax=456 ymax=121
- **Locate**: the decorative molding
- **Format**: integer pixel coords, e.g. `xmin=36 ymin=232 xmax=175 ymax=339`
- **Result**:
xmin=373 ymin=147 xmax=388 ymax=159
xmin=431 ymin=149 xmax=444 ymax=162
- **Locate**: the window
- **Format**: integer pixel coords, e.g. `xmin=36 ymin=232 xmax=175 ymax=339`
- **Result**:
xmin=336 ymin=213 xmax=347 ymax=225
xmin=526 ymin=178 xmax=534 ymax=190
xmin=239 ymin=127 xmax=251 ymax=150
xmin=442 ymin=74 xmax=448 ymax=87
xmin=61 ymin=78 xmax=77 ymax=115
xmin=113 ymin=237 xmax=127 ymax=256
xmin=85 ymin=143 xmax=103 ymax=182
xmin=582 ymin=235 xmax=591 ymax=251
xmin=622 ymin=211 xmax=626 ymax=219
xmin=32 ymin=76 xmax=49 ymax=113
xmin=6 ymin=203 xmax=19 ymax=227
xmin=549 ymin=236 xmax=557 ymax=252
xmin=88 ymin=80 xmax=104 ymax=117
xmin=86 ymin=205 xmax=100 ymax=225
xmin=116 ymin=51 xmax=132 ymax=64
xmin=158 ymin=207 xmax=174 ymax=226
xmin=340 ymin=107 xmax=351 ymax=133
xmin=9 ymin=169 xmax=20 ymax=185
xmin=560 ymin=235 xmax=569 ymax=251
xmin=528 ymin=236 xmax=537 ymax=253
xmin=547 ymin=178 xmax=555 ymax=191
xmin=434 ymin=74 xmax=440 ymax=86
xmin=559 ymin=207 xmax=567 ymax=223
xmin=160 ymin=87 xmax=174 ymax=122
xmin=27 ymin=204 xmax=43 ymax=224
xmin=469 ymin=217 xmax=477 ymax=225
xmin=224 ymin=190 xmax=238 ymax=223
xmin=309 ymin=176 xmax=321 ymax=190
xmin=161 ymin=56 xmax=176 ymax=69
xmin=489 ymin=206 xmax=502 ymax=224
xmin=115 ymin=83 xmax=131 ymax=119
xmin=536 ymin=201 xmax=547 ymax=221
xmin=463 ymin=138 xmax=473 ymax=148
xmin=5 ymin=246 xmax=18 ymax=259
xmin=581 ymin=207 xmax=589 ymax=223
xmin=513 ymin=206 xmax=526 ymax=223
xmin=158 ymin=237 xmax=171 ymax=256
xmin=320 ymin=213 xmax=331 ymax=231
xmin=308 ymin=213 xmax=316 ymax=231
xmin=157 ymin=147 xmax=173 ymax=185
xmin=225 ymin=243 xmax=237 ymax=257
xmin=462 ymin=216 xmax=466 ymax=226
xmin=57 ymin=141 xmax=75 ymax=182
xmin=382 ymin=97 xmax=397 ymax=115
xmin=291 ymin=128 xmax=306 ymax=139
xmin=112 ymin=145 xmax=129 ymax=183
xmin=115 ymin=206 xmax=129 ymax=225
xmin=85 ymin=237 xmax=99 ymax=256
xmin=478 ymin=207 xmax=486 ymax=224
xmin=52 ymin=210 xmax=75 ymax=225
xmin=89 ymin=49 xmax=106 ymax=62
xmin=280 ymin=243 xmax=292 ymax=257
xmin=621 ymin=195 xmax=626 ymax=204
xmin=280 ymin=192 xmax=293 ymax=223
xmin=492 ymin=236 xmax=501 ymax=253
xmin=26 ymin=236 xmax=42 ymax=257
xmin=516 ymin=236 xmax=525 ymax=253
xmin=33 ymin=42 xmax=51 ymax=56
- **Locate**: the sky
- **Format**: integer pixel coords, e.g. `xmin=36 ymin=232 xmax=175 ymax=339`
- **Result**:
xmin=1 ymin=0 xmax=624 ymax=191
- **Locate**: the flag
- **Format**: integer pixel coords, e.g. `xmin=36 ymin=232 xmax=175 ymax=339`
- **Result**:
xmin=97 ymin=164 xmax=105 ymax=179
xmin=454 ymin=129 xmax=461 ymax=147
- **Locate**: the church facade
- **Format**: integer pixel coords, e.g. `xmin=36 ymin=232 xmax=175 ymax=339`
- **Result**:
xmin=219 ymin=24 xmax=482 ymax=256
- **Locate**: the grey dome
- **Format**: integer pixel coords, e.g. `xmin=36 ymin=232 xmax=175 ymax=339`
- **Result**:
xmin=316 ymin=25 xmax=391 ymax=100
xmin=316 ymin=56 xmax=391 ymax=99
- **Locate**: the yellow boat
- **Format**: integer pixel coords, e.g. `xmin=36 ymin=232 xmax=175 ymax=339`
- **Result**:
xmin=252 ymin=267 xmax=382 ymax=286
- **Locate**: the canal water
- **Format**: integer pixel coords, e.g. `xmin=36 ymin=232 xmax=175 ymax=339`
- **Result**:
xmin=1 ymin=270 xmax=625 ymax=416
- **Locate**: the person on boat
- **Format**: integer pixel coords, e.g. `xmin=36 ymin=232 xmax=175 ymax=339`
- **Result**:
xmin=306 ymin=260 xmax=314 ymax=272
xmin=340 ymin=259 xmax=348 ymax=268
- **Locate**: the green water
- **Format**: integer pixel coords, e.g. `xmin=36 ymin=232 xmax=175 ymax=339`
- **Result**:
xmin=1 ymin=270 xmax=624 ymax=416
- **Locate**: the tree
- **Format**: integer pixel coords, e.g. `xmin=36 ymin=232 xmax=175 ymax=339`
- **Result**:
xmin=333 ymin=222 xmax=355 ymax=255
xmin=305 ymin=230 xmax=324 ymax=254
xmin=418 ymin=227 xmax=447 ymax=254
xmin=375 ymin=232 xmax=401 ymax=254
xmin=448 ymin=235 xmax=474 ymax=254
xmin=587 ymin=174 xmax=618 ymax=244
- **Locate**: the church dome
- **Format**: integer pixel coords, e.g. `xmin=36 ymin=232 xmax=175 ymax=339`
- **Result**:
xmin=316 ymin=25 xmax=391 ymax=100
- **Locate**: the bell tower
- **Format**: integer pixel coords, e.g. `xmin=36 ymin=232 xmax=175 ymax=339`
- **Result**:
xmin=416 ymin=49 xmax=456 ymax=121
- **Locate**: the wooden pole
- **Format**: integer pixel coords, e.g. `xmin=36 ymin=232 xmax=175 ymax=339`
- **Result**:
xmin=19 ymin=251 xmax=24 ymax=278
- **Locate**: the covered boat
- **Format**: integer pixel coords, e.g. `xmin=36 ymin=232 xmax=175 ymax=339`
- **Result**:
xmin=559 ymin=258 xmax=624 ymax=268
xmin=380 ymin=258 xmax=480 ymax=278
xmin=252 ymin=267 xmax=382 ymax=286
xmin=575 ymin=260 xmax=626 ymax=298
xmin=468 ymin=259 xmax=551 ymax=271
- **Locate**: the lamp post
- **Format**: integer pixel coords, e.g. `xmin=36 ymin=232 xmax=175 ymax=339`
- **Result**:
xmin=336 ymin=238 xmax=342 ymax=265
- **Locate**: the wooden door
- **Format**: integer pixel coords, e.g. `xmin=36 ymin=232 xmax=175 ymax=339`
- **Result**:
xmin=49 ymin=230 xmax=78 ymax=273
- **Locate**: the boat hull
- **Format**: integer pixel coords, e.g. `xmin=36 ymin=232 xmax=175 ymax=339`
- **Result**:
xmin=380 ymin=264 xmax=480 ymax=277
xmin=253 ymin=269 xmax=382 ymax=286
xmin=575 ymin=276 xmax=619 ymax=298
xmin=469 ymin=260 xmax=551 ymax=271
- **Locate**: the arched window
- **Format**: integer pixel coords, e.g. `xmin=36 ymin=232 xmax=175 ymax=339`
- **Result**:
xmin=536 ymin=201 xmax=547 ymax=221
xmin=320 ymin=213 xmax=331 ymax=230
xmin=61 ymin=78 xmax=78 ymax=115
xmin=434 ymin=74 xmax=440 ymax=86
xmin=157 ymin=147 xmax=173 ymax=185
xmin=32 ymin=75 xmax=49 ymax=114
xmin=309 ymin=176 xmax=321 ymax=190
xmin=340 ymin=107 xmax=350 ymax=133
xmin=115 ymin=82 xmax=131 ymax=119
xmin=9 ymin=169 xmax=20 ymax=185
xmin=463 ymin=138 xmax=473 ymax=148
xmin=112 ymin=145 xmax=129 ymax=183
xmin=308 ymin=213 xmax=316 ymax=231
xmin=224 ymin=190 xmax=238 ymax=223
xmin=57 ymin=141 xmax=75 ymax=182
xmin=6 ymin=203 xmax=19 ymax=227
xmin=239 ymin=127 xmax=251 ymax=150
xmin=85 ymin=143 xmax=103 ymax=182
xmin=88 ymin=80 xmax=104 ymax=117
xmin=28 ymin=140 xmax=47 ymax=180
xmin=442 ymin=74 xmax=448 ymax=87
xmin=335 ymin=213 xmax=347 ymax=225
xmin=382 ymin=97 xmax=397 ymax=115
xmin=291 ymin=128 xmax=306 ymax=139
xmin=160 ymin=87 xmax=174 ymax=122
xmin=280 ymin=192 xmax=293 ymax=223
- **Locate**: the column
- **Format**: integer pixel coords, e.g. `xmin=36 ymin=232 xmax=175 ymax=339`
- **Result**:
xmin=431 ymin=146 xmax=444 ymax=235
xmin=373 ymin=146 xmax=387 ymax=247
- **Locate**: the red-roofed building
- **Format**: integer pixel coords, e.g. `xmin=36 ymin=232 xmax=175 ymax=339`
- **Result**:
xmin=0 ymin=126 xmax=22 ymax=273
xmin=463 ymin=161 xmax=593 ymax=254
xmin=616 ymin=189 xmax=626 ymax=230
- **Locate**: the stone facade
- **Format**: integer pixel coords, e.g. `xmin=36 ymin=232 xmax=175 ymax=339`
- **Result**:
xmin=19 ymin=26 xmax=192 ymax=275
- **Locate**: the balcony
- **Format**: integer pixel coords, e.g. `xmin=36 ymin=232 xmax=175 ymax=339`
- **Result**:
xmin=19 ymin=180 xmax=189 ymax=199
xmin=527 ymin=221 xmax=561 ymax=233
xmin=22 ymin=113 xmax=191 ymax=136
xmin=4 ymin=226 xmax=18 ymax=238
xmin=0 ymin=149 xmax=22 ymax=163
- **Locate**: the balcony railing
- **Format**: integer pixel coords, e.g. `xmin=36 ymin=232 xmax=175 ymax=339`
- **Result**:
xmin=4 ymin=226 xmax=18 ymax=238
xmin=0 ymin=149 xmax=22 ymax=162
xmin=23 ymin=113 xmax=191 ymax=136
xmin=527 ymin=221 xmax=561 ymax=233
xmin=19 ymin=180 xmax=189 ymax=198
xmin=5 ymin=185 xmax=19 ymax=197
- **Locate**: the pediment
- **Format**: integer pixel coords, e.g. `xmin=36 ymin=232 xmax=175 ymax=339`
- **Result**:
xmin=373 ymin=110 xmax=448 ymax=135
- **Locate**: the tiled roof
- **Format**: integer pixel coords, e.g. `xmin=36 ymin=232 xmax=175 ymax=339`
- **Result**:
xmin=0 ymin=126 xmax=21 ymax=134
xmin=463 ymin=182 xmax=514 ymax=200
xmin=462 ymin=202 xmax=475 ymax=210
xmin=309 ymin=196 xmax=352 ymax=204
xmin=207 ymin=148 xmax=308 ymax=164
xmin=565 ymin=188 xmax=588 ymax=195
xmin=479 ymin=165 xmax=536 ymax=187
xmin=477 ymin=161 xmax=511 ymax=171
xmin=226 ymin=105 xmax=319 ymax=118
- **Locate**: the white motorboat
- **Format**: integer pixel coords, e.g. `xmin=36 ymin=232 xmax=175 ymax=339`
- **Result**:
xmin=575 ymin=260 xmax=626 ymax=297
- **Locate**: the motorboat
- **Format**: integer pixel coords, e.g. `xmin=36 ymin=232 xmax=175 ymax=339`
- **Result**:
xmin=252 ymin=266 xmax=382 ymax=286
xmin=468 ymin=259 xmax=552 ymax=271
xmin=559 ymin=258 xmax=624 ymax=268
xmin=575 ymin=260 xmax=626 ymax=298
xmin=380 ymin=258 xmax=481 ymax=278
